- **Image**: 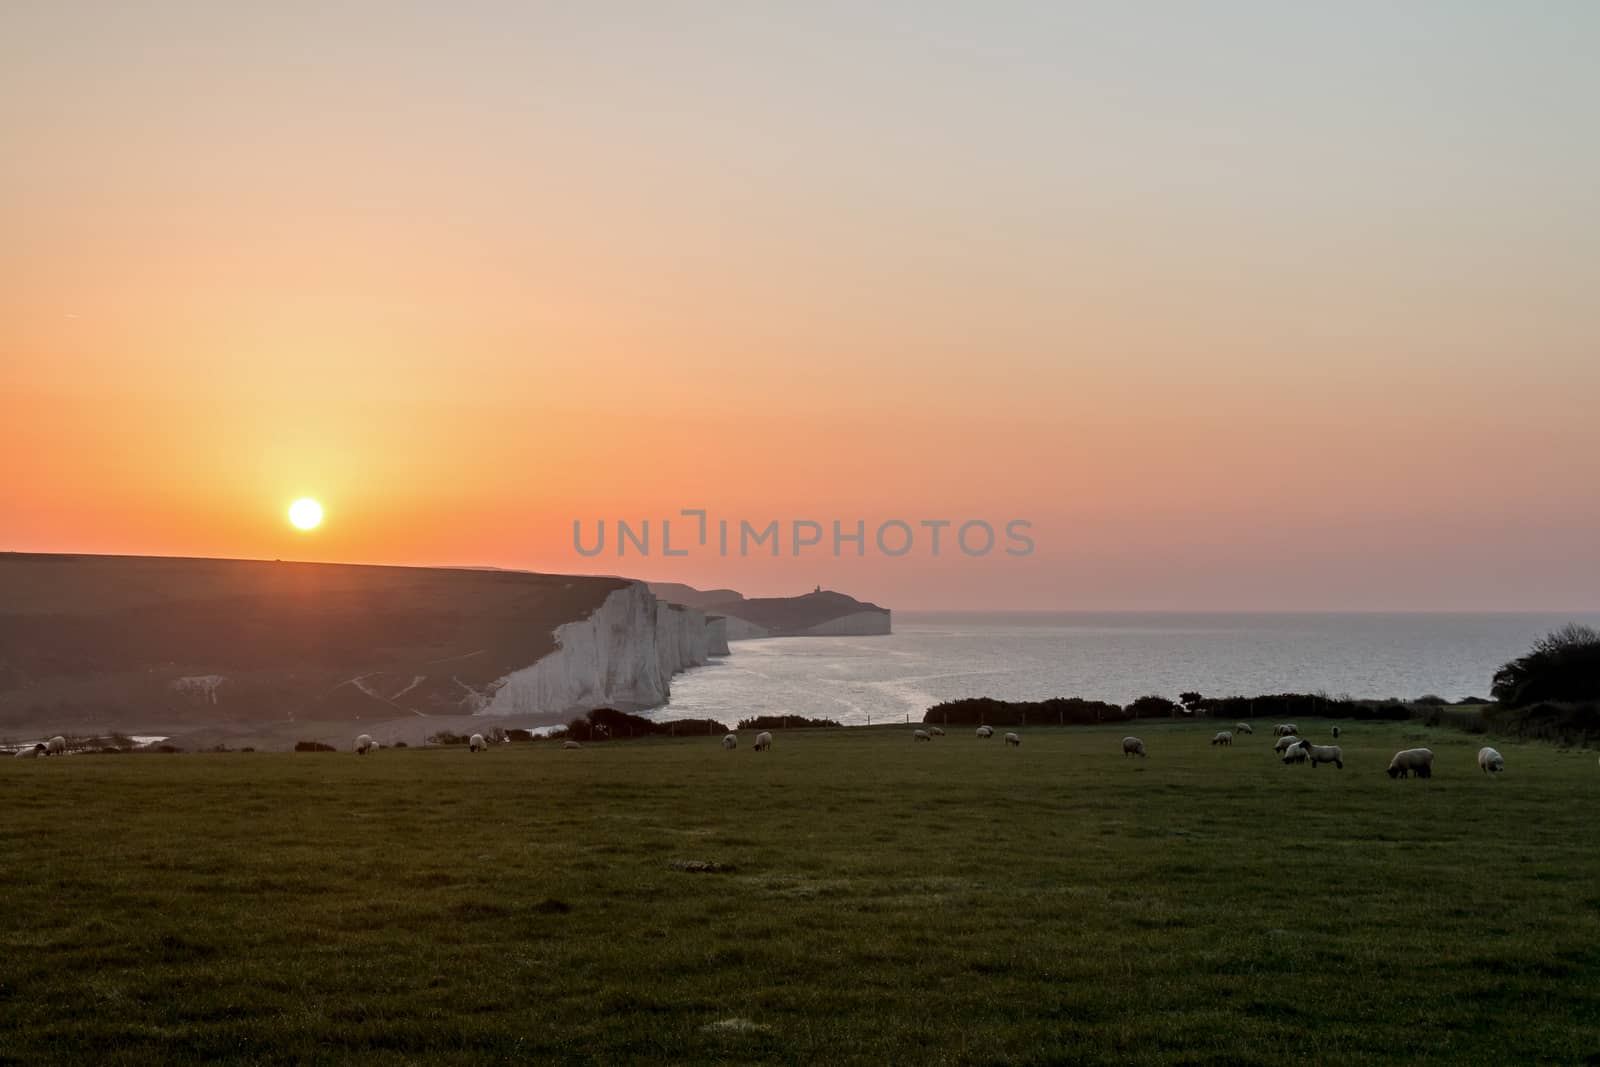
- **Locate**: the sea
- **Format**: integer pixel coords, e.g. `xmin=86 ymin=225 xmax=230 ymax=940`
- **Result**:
xmin=649 ymin=612 xmax=1600 ymax=727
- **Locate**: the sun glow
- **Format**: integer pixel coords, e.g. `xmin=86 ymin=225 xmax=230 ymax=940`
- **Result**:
xmin=288 ymin=498 xmax=323 ymax=530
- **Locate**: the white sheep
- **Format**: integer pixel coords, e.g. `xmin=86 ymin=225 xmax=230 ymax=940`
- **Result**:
xmin=1273 ymin=724 xmax=1293 ymax=737
xmin=754 ymin=731 xmax=773 ymax=752
xmin=1477 ymin=746 xmax=1504 ymax=774
xmin=469 ymin=733 xmax=487 ymax=753
xmin=1387 ymin=748 xmax=1434 ymax=779
xmin=913 ymin=729 xmax=932 ymax=742
xmin=722 ymin=733 xmax=737 ymax=750
xmin=930 ymin=726 xmax=945 ymax=737
xmin=1234 ymin=722 xmax=1253 ymax=735
xmin=46 ymin=735 xmax=67 ymax=756
xmin=976 ymin=725 xmax=994 ymax=738
xmin=1122 ymin=736 xmax=1146 ymax=758
xmin=13 ymin=744 xmax=46 ymax=759
xmin=1004 ymin=732 xmax=1021 ymax=746
xmin=1272 ymin=734 xmax=1301 ymax=754
xmin=355 ymin=733 xmax=374 ymax=755
xmin=1303 ymin=742 xmax=1343 ymax=769
xmin=1211 ymin=731 xmax=1233 ymax=746
xmin=1281 ymin=741 xmax=1308 ymax=765
xmin=563 ymin=740 xmax=582 ymax=750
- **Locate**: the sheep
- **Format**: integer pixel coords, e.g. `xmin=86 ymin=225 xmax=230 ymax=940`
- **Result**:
xmin=1122 ymin=736 xmax=1146 ymax=758
xmin=1273 ymin=724 xmax=1293 ymax=737
xmin=13 ymin=743 xmax=46 ymax=759
xmin=1477 ymin=746 xmax=1504 ymax=774
xmin=754 ymin=731 xmax=774 ymax=752
xmin=976 ymin=725 xmax=994 ymax=738
xmin=355 ymin=733 xmax=374 ymax=755
xmin=1234 ymin=722 xmax=1253 ymax=735
xmin=1273 ymin=735 xmax=1301 ymax=754
xmin=1211 ymin=731 xmax=1233 ymax=746
xmin=1281 ymin=741 xmax=1308 ymax=765
xmin=469 ymin=733 xmax=487 ymax=753
xmin=1004 ymin=732 xmax=1021 ymax=746
xmin=930 ymin=726 xmax=945 ymax=737
xmin=722 ymin=733 xmax=737 ymax=750
xmin=913 ymin=729 xmax=932 ymax=742
xmin=1387 ymin=748 xmax=1434 ymax=779
xmin=46 ymin=735 xmax=67 ymax=756
xmin=1331 ymin=725 xmax=1341 ymax=739
xmin=1304 ymin=742 xmax=1343 ymax=769
xmin=563 ymin=740 xmax=582 ymax=750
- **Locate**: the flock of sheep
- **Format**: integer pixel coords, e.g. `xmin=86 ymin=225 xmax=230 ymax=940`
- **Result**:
xmin=6 ymin=725 xmax=1513 ymax=777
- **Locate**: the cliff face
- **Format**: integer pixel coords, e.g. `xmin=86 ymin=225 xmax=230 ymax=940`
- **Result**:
xmin=0 ymin=555 xmax=727 ymax=731
xmin=477 ymin=581 xmax=724 ymax=717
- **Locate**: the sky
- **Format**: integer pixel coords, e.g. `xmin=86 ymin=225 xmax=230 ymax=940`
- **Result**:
xmin=3 ymin=1 xmax=1597 ymax=610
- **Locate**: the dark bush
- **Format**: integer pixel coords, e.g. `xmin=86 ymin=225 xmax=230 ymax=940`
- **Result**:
xmin=154 ymin=743 xmax=183 ymax=753
xmin=1483 ymin=700 xmax=1600 ymax=746
xmin=506 ymin=729 xmax=534 ymax=742
xmin=925 ymin=696 xmax=1126 ymax=727
xmin=1491 ymin=624 xmax=1600 ymax=707
xmin=392 ymin=741 xmax=408 ymax=748
xmin=1128 ymin=695 xmax=1181 ymax=718
xmin=294 ymin=741 xmax=335 ymax=752
xmin=736 ymin=715 xmax=843 ymax=730
xmin=1415 ymin=694 xmax=1449 ymax=706
xmin=427 ymin=732 xmax=469 ymax=746
xmin=565 ymin=709 xmax=729 ymax=742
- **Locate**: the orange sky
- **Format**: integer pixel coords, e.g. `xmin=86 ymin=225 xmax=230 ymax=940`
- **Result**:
xmin=4 ymin=4 xmax=1597 ymax=609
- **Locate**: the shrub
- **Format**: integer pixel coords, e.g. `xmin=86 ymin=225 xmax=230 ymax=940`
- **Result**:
xmin=393 ymin=741 xmax=408 ymax=748
xmin=427 ymin=732 xmax=469 ymax=746
xmin=925 ymin=697 xmax=1125 ymax=727
xmin=1127 ymin=695 xmax=1180 ymax=718
xmin=1415 ymin=694 xmax=1449 ymax=706
xmin=1491 ymin=624 xmax=1600 ymax=706
xmin=294 ymin=741 xmax=335 ymax=752
xmin=736 ymin=715 xmax=843 ymax=730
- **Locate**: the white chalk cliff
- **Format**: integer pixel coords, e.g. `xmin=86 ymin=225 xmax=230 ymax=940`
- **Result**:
xmin=477 ymin=581 xmax=724 ymax=717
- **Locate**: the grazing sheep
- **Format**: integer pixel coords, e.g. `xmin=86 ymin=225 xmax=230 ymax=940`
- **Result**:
xmin=355 ymin=733 xmax=374 ymax=755
xmin=1273 ymin=724 xmax=1293 ymax=737
xmin=1331 ymin=725 xmax=1341 ymax=739
xmin=1212 ymin=731 xmax=1233 ymax=746
xmin=1477 ymin=746 xmax=1504 ymax=774
xmin=469 ymin=733 xmax=487 ymax=753
xmin=1281 ymin=741 xmax=1308 ymax=765
xmin=722 ymin=733 xmax=738 ymax=750
xmin=1234 ymin=722 xmax=1253 ymax=735
xmin=563 ymin=740 xmax=582 ymax=750
xmin=1122 ymin=736 xmax=1146 ymax=758
xmin=754 ymin=731 xmax=774 ymax=752
xmin=1004 ymin=732 xmax=1021 ymax=746
xmin=1273 ymin=735 xmax=1301 ymax=754
xmin=976 ymin=725 xmax=994 ymax=738
xmin=46 ymin=735 xmax=67 ymax=756
xmin=1304 ymin=742 xmax=1343 ymax=769
xmin=13 ymin=744 xmax=46 ymax=759
xmin=913 ymin=729 xmax=932 ymax=742
xmin=1387 ymin=748 xmax=1434 ymax=779
xmin=930 ymin=726 xmax=945 ymax=737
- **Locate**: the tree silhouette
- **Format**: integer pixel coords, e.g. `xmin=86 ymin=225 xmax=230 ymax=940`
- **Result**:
xmin=1491 ymin=624 xmax=1600 ymax=706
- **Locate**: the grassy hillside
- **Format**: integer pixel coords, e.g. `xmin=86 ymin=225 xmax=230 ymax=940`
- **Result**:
xmin=3 ymin=719 xmax=1597 ymax=1064
xmin=0 ymin=553 xmax=628 ymax=728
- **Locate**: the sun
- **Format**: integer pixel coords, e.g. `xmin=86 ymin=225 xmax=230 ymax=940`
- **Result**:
xmin=288 ymin=498 xmax=323 ymax=531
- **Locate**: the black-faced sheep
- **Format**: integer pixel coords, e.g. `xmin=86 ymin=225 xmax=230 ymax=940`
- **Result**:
xmin=1122 ymin=736 xmax=1146 ymax=758
xmin=976 ymin=725 xmax=994 ymax=739
xmin=1273 ymin=735 xmax=1301 ymax=754
xmin=930 ymin=726 xmax=945 ymax=737
xmin=1477 ymin=746 xmax=1504 ymax=774
xmin=13 ymin=743 xmax=46 ymax=759
xmin=754 ymin=731 xmax=773 ymax=751
xmin=722 ymin=733 xmax=737 ymax=750
xmin=1304 ymin=742 xmax=1343 ymax=769
xmin=1281 ymin=741 xmax=1308 ymax=765
xmin=1212 ymin=731 xmax=1232 ymax=746
xmin=913 ymin=729 xmax=932 ymax=742
xmin=1234 ymin=722 xmax=1253 ymax=735
xmin=1004 ymin=732 xmax=1021 ymax=746
xmin=46 ymin=735 xmax=67 ymax=756
xmin=1387 ymin=748 xmax=1434 ymax=779
xmin=355 ymin=734 xmax=374 ymax=755
xmin=1331 ymin=725 xmax=1340 ymax=739
xmin=469 ymin=733 xmax=487 ymax=753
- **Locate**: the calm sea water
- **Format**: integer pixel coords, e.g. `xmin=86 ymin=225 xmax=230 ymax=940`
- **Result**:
xmin=650 ymin=612 xmax=1600 ymax=726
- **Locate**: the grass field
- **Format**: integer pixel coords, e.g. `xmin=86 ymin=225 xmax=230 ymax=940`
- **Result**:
xmin=3 ymin=720 xmax=1599 ymax=1065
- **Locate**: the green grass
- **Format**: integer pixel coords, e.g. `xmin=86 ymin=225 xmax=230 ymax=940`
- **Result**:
xmin=3 ymin=721 xmax=1599 ymax=1065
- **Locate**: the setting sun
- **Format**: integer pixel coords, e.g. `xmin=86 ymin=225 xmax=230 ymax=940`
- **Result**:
xmin=288 ymin=498 xmax=323 ymax=531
